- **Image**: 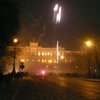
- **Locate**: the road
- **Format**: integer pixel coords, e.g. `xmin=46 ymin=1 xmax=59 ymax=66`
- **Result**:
xmin=0 ymin=75 xmax=100 ymax=100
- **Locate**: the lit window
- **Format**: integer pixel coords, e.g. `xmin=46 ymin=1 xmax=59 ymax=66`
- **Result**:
xmin=65 ymin=59 xmax=67 ymax=63
xmin=48 ymin=59 xmax=52 ymax=63
xmin=54 ymin=59 xmax=56 ymax=63
xmin=38 ymin=52 xmax=41 ymax=56
xmin=45 ymin=59 xmax=46 ymax=63
xmin=21 ymin=59 xmax=25 ymax=62
xmin=48 ymin=52 xmax=50 ymax=55
xmin=50 ymin=52 xmax=52 ymax=56
xmin=38 ymin=59 xmax=40 ymax=62
xmin=44 ymin=52 xmax=46 ymax=56
xmin=46 ymin=65 xmax=48 ymax=68
xmin=45 ymin=52 xmax=47 ymax=56
xmin=42 ymin=59 xmax=45 ymax=63
xmin=42 ymin=52 xmax=45 ymax=56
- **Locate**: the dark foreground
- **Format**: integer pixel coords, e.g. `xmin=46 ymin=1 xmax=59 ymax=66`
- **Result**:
xmin=0 ymin=75 xmax=100 ymax=100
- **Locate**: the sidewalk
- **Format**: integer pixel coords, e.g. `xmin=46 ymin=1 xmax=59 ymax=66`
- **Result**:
xmin=81 ymin=78 xmax=100 ymax=82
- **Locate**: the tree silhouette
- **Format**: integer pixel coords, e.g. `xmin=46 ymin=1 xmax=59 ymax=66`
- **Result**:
xmin=0 ymin=0 xmax=20 ymax=57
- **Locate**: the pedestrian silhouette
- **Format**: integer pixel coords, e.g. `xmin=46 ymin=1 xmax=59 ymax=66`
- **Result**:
xmin=20 ymin=62 xmax=25 ymax=72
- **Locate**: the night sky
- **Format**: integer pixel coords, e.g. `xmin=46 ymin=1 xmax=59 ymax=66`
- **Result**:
xmin=14 ymin=0 xmax=100 ymax=50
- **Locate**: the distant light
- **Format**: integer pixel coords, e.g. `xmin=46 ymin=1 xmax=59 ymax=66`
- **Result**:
xmin=50 ymin=52 xmax=52 ymax=56
xmin=21 ymin=59 xmax=25 ymax=62
xmin=16 ymin=69 xmax=19 ymax=73
xmin=41 ymin=70 xmax=46 ymax=75
xmin=76 ymin=66 xmax=78 ymax=69
xmin=42 ymin=59 xmax=45 ymax=63
xmin=48 ymin=52 xmax=50 ymax=55
xmin=42 ymin=52 xmax=45 ymax=56
xmin=32 ymin=59 xmax=34 ymax=61
xmin=38 ymin=59 xmax=40 ymax=62
xmin=94 ymin=70 xmax=97 ymax=72
xmin=48 ymin=59 xmax=52 ymax=63
xmin=46 ymin=65 xmax=48 ymax=68
xmin=60 ymin=55 xmax=64 ymax=59
xmin=85 ymin=41 xmax=92 ymax=47
xmin=38 ymin=52 xmax=41 ymax=56
xmin=13 ymin=38 xmax=18 ymax=43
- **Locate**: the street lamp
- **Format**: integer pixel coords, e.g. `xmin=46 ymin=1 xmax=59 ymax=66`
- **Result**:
xmin=85 ymin=40 xmax=100 ymax=77
xmin=13 ymin=38 xmax=18 ymax=43
xmin=85 ymin=40 xmax=92 ymax=47
xmin=12 ymin=38 xmax=18 ymax=74
xmin=85 ymin=40 xmax=93 ymax=77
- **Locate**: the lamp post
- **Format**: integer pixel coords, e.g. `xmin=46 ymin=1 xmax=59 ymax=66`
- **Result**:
xmin=12 ymin=38 xmax=18 ymax=74
xmin=85 ymin=40 xmax=92 ymax=77
xmin=85 ymin=40 xmax=100 ymax=77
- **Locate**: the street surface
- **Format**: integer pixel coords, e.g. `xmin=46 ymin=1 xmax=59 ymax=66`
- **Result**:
xmin=0 ymin=75 xmax=100 ymax=100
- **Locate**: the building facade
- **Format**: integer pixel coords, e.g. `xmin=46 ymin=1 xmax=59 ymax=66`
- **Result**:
xmin=8 ymin=41 xmax=86 ymax=75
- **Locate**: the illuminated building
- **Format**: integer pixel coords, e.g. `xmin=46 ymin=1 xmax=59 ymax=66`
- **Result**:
xmin=8 ymin=41 xmax=84 ymax=74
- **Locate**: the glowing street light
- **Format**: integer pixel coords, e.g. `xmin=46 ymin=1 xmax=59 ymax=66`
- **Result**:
xmin=41 ymin=70 xmax=45 ymax=75
xmin=85 ymin=39 xmax=100 ymax=77
xmin=12 ymin=38 xmax=18 ymax=74
xmin=60 ymin=55 xmax=64 ymax=60
xmin=13 ymin=38 xmax=18 ymax=43
xmin=85 ymin=40 xmax=92 ymax=47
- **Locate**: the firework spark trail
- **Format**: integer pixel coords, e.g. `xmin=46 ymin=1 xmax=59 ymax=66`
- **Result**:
xmin=53 ymin=3 xmax=62 ymax=23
